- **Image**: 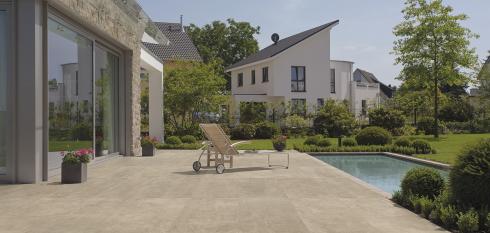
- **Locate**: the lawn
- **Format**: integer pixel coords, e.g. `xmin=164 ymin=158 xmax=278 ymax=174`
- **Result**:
xmin=49 ymin=140 xmax=93 ymax=152
xmin=234 ymin=134 xmax=490 ymax=165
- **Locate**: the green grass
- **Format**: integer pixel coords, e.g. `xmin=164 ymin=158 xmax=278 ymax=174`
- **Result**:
xmin=408 ymin=134 xmax=490 ymax=165
xmin=233 ymin=133 xmax=490 ymax=165
xmin=49 ymin=140 xmax=93 ymax=152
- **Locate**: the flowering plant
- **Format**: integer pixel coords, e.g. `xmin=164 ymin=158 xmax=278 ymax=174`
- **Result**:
xmin=61 ymin=149 xmax=93 ymax=165
xmin=141 ymin=136 xmax=159 ymax=146
xmin=272 ymin=135 xmax=287 ymax=151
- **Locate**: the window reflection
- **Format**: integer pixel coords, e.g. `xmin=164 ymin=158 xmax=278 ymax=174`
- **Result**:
xmin=47 ymin=18 xmax=93 ymax=173
xmin=0 ymin=11 xmax=8 ymax=175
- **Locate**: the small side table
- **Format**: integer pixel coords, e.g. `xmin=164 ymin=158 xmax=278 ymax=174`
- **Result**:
xmin=267 ymin=151 xmax=289 ymax=169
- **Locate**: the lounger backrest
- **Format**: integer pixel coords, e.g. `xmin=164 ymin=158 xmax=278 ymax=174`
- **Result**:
xmin=200 ymin=124 xmax=239 ymax=156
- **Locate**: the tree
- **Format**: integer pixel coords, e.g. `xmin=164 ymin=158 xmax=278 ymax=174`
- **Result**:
xmin=187 ymin=19 xmax=260 ymax=89
xmin=164 ymin=61 xmax=227 ymax=136
xmin=368 ymin=107 xmax=406 ymax=135
xmin=439 ymin=97 xmax=475 ymax=122
xmin=477 ymin=52 xmax=490 ymax=117
xmin=393 ymin=0 xmax=479 ymax=138
xmin=313 ymin=100 xmax=357 ymax=146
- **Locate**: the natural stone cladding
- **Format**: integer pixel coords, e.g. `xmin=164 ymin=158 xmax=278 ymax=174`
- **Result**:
xmin=51 ymin=0 xmax=148 ymax=156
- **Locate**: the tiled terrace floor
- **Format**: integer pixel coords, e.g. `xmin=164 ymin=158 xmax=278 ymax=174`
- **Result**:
xmin=0 ymin=150 xmax=447 ymax=233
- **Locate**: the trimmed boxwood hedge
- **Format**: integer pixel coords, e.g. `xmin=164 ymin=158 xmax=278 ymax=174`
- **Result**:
xmin=355 ymin=126 xmax=392 ymax=146
xmin=156 ymin=143 xmax=202 ymax=150
xmin=401 ymin=167 xmax=445 ymax=198
xmin=294 ymin=144 xmax=416 ymax=155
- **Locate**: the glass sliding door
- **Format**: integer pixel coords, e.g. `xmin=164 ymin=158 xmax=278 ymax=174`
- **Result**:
xmin=47 ymin=18 xmax=94 ymax=173
xmin=94 ymin=45 xmax=119 ymax=156
xmin=0 ymin=10 xmax=8 ymax=176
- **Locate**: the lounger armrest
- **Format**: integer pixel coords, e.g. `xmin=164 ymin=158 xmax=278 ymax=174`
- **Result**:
xmin=231 ymin=141 xmax=251 ymax=147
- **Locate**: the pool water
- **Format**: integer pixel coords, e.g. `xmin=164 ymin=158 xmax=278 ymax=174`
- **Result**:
xmin=314 ymin=155 xmax=449 ymax=194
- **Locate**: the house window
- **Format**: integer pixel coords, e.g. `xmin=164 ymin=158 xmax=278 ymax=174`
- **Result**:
xmin=0 ymin=9 xmax=8 ymax=176
xmin=291 ymin=99 xmax=306 ymax=115
xmin=251 ymin=70 xmax=255 ymax=84
xmin=330 ymin=69 xmax=336 ymax=93
xmin=361 ymin=100 xmax=367 ymax=116
xmin=237 ymin=73 xmax=243 ymax=87
xmin=262 ymin=67 xmax=269 ymax=82
xmin=291 ymin=66 xmax=306 ymax=92
xmin=317 ymin=98 xmax=324 ymax=109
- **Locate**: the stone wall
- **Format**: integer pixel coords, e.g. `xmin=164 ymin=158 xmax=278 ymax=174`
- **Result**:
xmin=49 ymin=0 xmax=147 ymax=156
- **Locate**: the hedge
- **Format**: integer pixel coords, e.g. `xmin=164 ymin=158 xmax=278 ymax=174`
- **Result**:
xmin=294 ymin=144 xmax=416 ymax=155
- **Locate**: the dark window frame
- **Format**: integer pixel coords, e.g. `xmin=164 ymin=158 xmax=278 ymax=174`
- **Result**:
xmin=251 ymin=70 xmax=255 ymax=84
xmin=330 ymin=69 xmax=336 ymax=93
xmin=291 ymin=66 xmax=306 ymax=92
xmin=237 ymin=73 xmax=243 ymax=87
xmin=262 ymin=67 xmax=269 ymax=83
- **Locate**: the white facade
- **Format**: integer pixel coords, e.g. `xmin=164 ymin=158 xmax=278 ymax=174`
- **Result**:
xmin=226 ymin=22 xmax=383 ymax=121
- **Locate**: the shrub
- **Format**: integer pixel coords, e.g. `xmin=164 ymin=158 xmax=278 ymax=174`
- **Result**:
xmin=181 ymin=135 xmax=197 ymax=144
xmin=417 ymin=117 xmax=447 ymax=135
xmin=399 ymin=125 xmax=417 ymax=136
xmin=450 ymin=139 xmax=490 ymax=209
xmin=429 ymin=207 xmax=441 ymax=223
xmin=283 ymin=115 xmax=309 ymax=137
xmin=486 ymin=213 xmax=490 ymax=230
xmin=254 ymin=122 xmax=280 ymax=139
xmin=368 ymin=107 xmax=406 ymax=135
xmin=401 ymin=168 xmax=445 ymax=199
xmin=412 ymin=139 xmax=432 ymax=154
xmin=230 ymin=124 xmax=256 ymax=140
xmin=156 ymin=143 xmax=201 ymax=150
xmin=317 ymin=139 xmax=331 ymax=147
xmin=342 ymin=138 xmax=357 ymax=147
xmin=355 ymin=126 xmax=392 ymax=146
xmin=410 ymin=195 xmax=423 ymax=213
xmin=457 ymin=209 xmax=479 ymax=233
xmin=272 ymin=135 xmax=287 ymax=151
xmin=394 ymin=138 xmax=412 ymax=148
xmin=392 ymin=190 xmax=410 ymax=207
xmin=141 ymin=136 xmax=159 ymax=146
xmin=313 ymin=100 xmax=357 ymax=138
xmin=440 ymin=205 xmax=458 ymax=229
xmin=304 ymin=135 xmax=323 ymax=146
xmin=419 ymin=197 xmax=435 ymax=218
xmin=166 ymin=136 xmax=182 ymax=145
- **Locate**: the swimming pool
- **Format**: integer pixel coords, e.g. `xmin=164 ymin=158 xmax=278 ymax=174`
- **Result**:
xmin=313 ymin=154 xmax=449 ymax=194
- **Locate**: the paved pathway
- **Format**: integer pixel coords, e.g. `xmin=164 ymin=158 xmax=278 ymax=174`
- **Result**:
xmin=0 ymin=150 xmax=447 ymax=233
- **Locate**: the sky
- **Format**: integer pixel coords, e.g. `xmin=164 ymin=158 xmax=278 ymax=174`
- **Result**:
xmin=138 ymin=0 xmax=490 ymax=86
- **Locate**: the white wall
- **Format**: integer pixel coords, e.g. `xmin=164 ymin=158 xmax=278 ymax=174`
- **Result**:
xmin=330 ymin=60 xmax=353 ymax=102
xmin=271 ymin=28 xmax=332 ymax=111
xmin=351 ymin=82 xmax=380 ymax=117
xmin=230 ymin=60 xmax=273 ymax=96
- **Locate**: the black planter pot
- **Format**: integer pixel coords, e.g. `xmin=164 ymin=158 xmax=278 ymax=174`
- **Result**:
xmin=95 ymin=143 xmax=104 ymax=157
xmin=142 ymin=144 xmax=155 ymax=156
xmin=61 ymin=163 xmax=87 ymax=184
xmin=273 ymin=143 xmax=286 ymax=152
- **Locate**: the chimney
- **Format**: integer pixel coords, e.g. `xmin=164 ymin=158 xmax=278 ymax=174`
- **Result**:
xmin=180 ymin=15 xmax=184 ymax=32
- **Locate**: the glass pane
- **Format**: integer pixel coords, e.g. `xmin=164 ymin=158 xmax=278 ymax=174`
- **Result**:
xmin=95 ymin=46 xmax=119 ymax=156
xmin=0 ymin=11 xmax=8 ymax=175
xmin=298 ymin=67 xmax=305 ymax=81
xmin=298 ymin=81 xmax=305 ymax=91
xmin=48 ymin=18 xmax=93 ymax=173
xmin=291 ymin=67 xmax=297 ymax=81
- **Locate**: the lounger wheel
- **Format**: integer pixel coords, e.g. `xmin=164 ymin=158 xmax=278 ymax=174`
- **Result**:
xmin=193 ymin=161 xmax=201 ymax=172
xmin=216 ymin=164 xmax=225 ymax=174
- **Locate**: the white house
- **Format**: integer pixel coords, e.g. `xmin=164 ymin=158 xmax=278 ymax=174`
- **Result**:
xmin=225 ymin=20 xmax=392 ymax=122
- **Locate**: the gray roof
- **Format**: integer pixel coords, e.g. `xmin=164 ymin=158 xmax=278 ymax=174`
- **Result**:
xmin=226 ymin=20 xmax=339 ymax=71
xmin=142 ymin=22 xmax=202 ymax=62
xmin=355 ymin=69 xmax=395 ymax=98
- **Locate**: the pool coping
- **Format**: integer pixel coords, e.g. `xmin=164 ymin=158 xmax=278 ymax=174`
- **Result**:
xmin=307 ymin=152 xmax=451 ymax=171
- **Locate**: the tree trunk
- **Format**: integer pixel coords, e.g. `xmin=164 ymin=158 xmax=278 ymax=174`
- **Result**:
xmin=338 ymin=137 xmax=342 ymax=147
xmin=434 ymin=76 xmax=439 ymax=138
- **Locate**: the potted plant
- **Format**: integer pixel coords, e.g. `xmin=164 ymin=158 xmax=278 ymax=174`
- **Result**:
xmin=141 ymin=136 xmax=158 ymax=156
xmin=61 ymin=149 xmax=93 ymax=184
xmin=272 ymin=135 xmax=287 ymax=152
xmin=95 ymin=135 xmax=104 ymax=157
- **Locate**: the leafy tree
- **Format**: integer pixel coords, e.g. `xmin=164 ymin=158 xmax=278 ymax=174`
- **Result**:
xmin=393 ymin=0 xmax=479 ymax=138
xmin=239 ymin=102 xmax=266 ymax=123
xmin=187 ymin=19 xmax=260 ymax=89
xmin=439 ymin=97 xmax=475 ymax=122
xmin=164 ymin=61 xmax=227 ymax=136
xmin=368 ymin=107 xmax=406 ymax=135
xmin=477 ymin=52 xmax=490 ymax=117
xmin=313 ymin=100 xmax=357 ymax=146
